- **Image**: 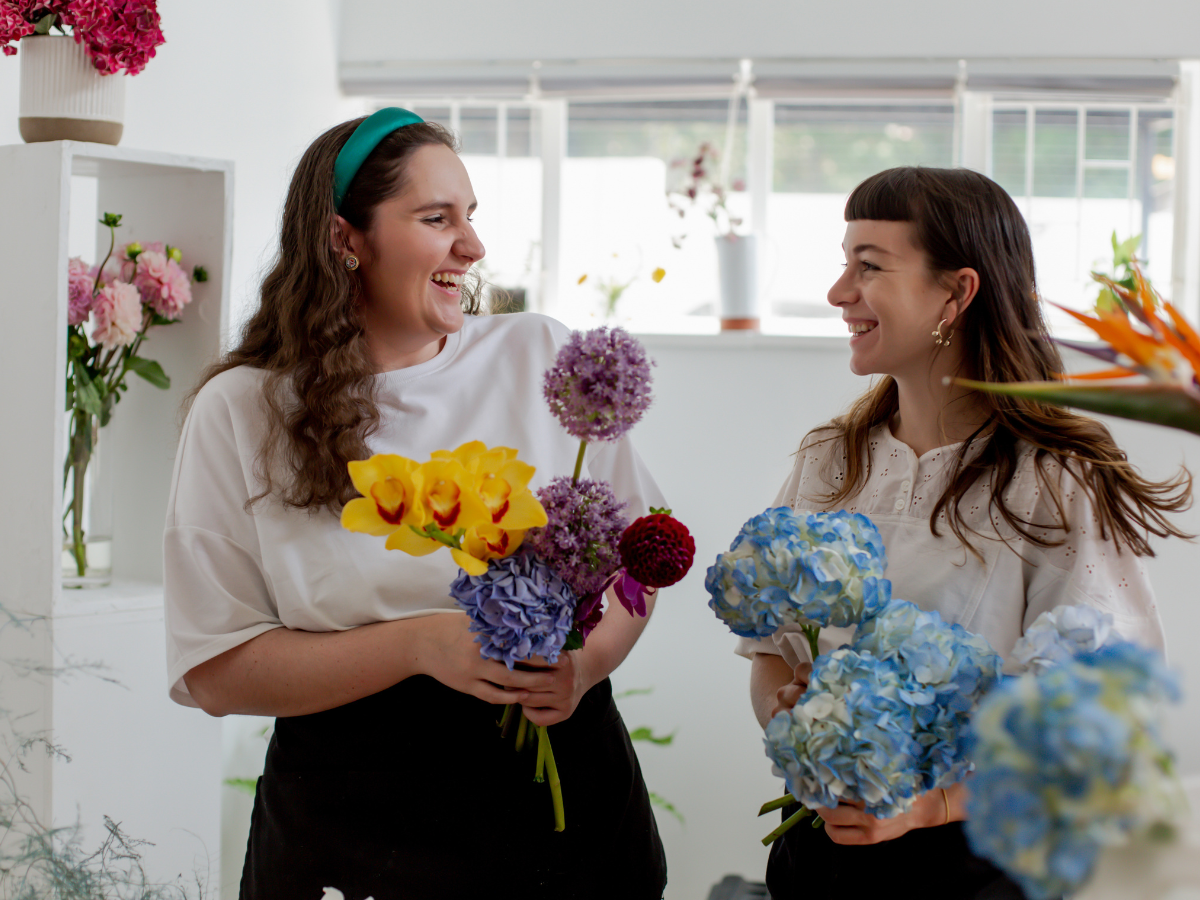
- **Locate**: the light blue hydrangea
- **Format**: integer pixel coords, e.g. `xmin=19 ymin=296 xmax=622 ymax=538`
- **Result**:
xmin=851 ymin=599 xmax=1003 ymax=789
xmin=764 ymin=648 xmax=924 ymax=818
xmin=1011 ymin=605 xmax=1115 ymax=675
xmin=705 ymin=507 xmax=890 ymax=638
xmin=964 ymin=641 xmax=1182 ymax=900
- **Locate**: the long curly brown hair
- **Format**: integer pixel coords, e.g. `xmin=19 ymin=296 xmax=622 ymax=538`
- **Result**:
xmin=803 ymin=166 xmax=1191 ymax=556
xmin=190 ymin=115 xmax=482 ymax=512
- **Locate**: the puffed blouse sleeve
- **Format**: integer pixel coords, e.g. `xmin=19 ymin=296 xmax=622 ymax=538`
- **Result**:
xmin=163 ymin=371 xmax=284 ymax=708
xmin=1017 ymin=456 xmax=1167 ymax=654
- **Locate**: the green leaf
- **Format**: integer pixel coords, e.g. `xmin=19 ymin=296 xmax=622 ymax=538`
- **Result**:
xmin=125 ymin=356 xmax=170 ymax=390
xmin=33 ymin=13 xmax=55 ymax=34
xmin=73 ymin=373 xmax=103 ymax=418
xmin=562 ymin=629 xmax=584 ymax=651
xmin=648 ymin=792 xmax=684 ymax=825
xmin=223 ymin=777 xmax=258 ymax=796
xmin=193 ymin=265 xmax=209 ymax=283
xmin=957 ymin=379 xmax=1200 ymax=436
xmin=148 ymin=311 xmax=179 ymax=327
xmin=629 ymin=727 xmax=676 ymax=746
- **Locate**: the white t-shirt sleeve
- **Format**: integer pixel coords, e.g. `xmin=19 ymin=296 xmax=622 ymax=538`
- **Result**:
xmin=1020 ymin=459 xmax=1166 ymax=654
xmin=163 ymin=372 xmax=284 ymax=708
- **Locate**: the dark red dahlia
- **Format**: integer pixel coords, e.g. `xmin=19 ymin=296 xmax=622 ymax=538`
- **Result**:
xmin=618 ymin=511 xmax=695 ymax=588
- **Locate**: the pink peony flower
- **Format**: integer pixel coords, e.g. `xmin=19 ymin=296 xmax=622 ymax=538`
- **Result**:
xmin=67 ymin=256 xmax=96 ymax=326
xmin=131 ymin=250 xmax=191 ymax=318
xmin=91 ymin=280 xmax=142 ymax=348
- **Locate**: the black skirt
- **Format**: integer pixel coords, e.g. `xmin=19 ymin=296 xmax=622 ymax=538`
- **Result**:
xmin=765 ymin=803 xmax=1031 ymax=900
xmin=240 ymin=676 xmax=667 ymax=900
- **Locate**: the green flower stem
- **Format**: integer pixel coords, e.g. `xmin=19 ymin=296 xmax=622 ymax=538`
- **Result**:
xmin=67 ymin=409 xmax=93 ymax=578
xmin=761 ymin=806 xmax=812 ymax=846
xmin=539 ymin=725 xmax=565 ymax=831
xmin=534 ymin=724 xmax=547 ymax=783
xmin=801 ymin=623 xmax=821 ymax=663
xmin=498 ymin=704 xmax=516 ymax=731
xmin=757 ymin=794 xmax=796 ymax=817
xmin=571 ymin=439 xmax=588 ymax=485
xmin=515 ymin=712 xmax=530 ymax=752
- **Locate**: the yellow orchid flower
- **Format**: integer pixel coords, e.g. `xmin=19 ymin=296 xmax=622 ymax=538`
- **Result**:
xmin=341 ymin=455 xmax=424 ymax=536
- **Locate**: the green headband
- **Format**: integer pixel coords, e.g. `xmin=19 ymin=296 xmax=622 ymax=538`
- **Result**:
xmin=333 ymin=107 xmax=425 ymax=211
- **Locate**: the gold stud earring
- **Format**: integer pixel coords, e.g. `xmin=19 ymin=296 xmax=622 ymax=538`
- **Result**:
xmin=932 ymin=318 xmax=953 ymax=347
xmin=344 ymin=255 xmax=360 ymax=271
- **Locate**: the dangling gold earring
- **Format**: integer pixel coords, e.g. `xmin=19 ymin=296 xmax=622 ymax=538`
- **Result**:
xmin=344 ymin=255 xmax=360 ymax=271
xmin=932 ymin=318 xmax=953 ymax=347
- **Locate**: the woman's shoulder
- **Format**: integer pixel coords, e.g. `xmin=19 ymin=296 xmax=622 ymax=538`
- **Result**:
xmin=187 ymin=366 xmax=269 ymax=428
xmin=464 ymin=311 xmax=570 ymax=344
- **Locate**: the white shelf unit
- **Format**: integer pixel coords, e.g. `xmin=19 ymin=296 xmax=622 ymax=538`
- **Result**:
xmin=0 ymin=141 xmax=232 ymax=888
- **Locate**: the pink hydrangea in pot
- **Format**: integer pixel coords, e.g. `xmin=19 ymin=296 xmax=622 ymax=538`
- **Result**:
xmin=63 ymin=211 xmax=207 ymax=587
xmin=2 ymin=0 xmax=166 ymax=144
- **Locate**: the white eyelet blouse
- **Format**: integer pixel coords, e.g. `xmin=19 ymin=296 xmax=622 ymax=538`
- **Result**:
xmin=735 ymin=423 xmax=1167 ymax=670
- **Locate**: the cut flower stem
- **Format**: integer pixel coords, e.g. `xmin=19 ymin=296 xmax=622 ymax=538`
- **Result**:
xmin=515 ymin=712 xmax=530 ymax=752
xmin=539 ymin=725 xmax=566 ymax=831
xmin=762 ymin=807 xmax=812 ymax=846
xmin=534 ymin=728 xmax=547 ymax=783
xmin=758 ymin=794 xmax=796 ymax=817
xmin=571 ymin=439 xmax=587 ymax=485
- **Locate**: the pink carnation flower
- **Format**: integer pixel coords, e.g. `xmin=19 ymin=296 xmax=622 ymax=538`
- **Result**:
xmin=91 ymin=280 xmax=142 ymax=348
xmin=132 ymin=250 xmax=191 ymax=319
xmin=67 ymin=256 xmax=96 ymax=326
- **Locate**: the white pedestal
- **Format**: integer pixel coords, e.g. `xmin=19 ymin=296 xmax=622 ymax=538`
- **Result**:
xmin=0 ymin=141 xmax=232 ymax=890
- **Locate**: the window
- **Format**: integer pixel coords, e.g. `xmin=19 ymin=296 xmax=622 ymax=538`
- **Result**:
xmin=559 ymin=100 xmax=747 ymax=332
xmin=767 ymin=103 xmax=955 ymax=329
xmin=987 ymin=102 xmax=1175 ymax=332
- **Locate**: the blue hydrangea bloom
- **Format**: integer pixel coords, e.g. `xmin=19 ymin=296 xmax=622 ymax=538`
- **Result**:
xmin=705 ymin=507 xmax=890 ymax=638
xmin=449 ymin=550 xmax=577 ymax=669
xmin=849 ymin=598 xmax=1003 ymax=789
xmin=964 ymin=641 xmax=1182 ymax=900
xmin=1011 ymin=605 xmax=1115 ymax=675
xmin=764 ymin=648 xmax=924 ymax=818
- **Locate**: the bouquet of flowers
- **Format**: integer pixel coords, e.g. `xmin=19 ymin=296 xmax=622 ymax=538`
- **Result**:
xmin=1 ymin=0 xmax=165 ymax=73
xmin=666 ymin=141 xmax=744 ymax=247
xmin=63 ymin=211 xmax=205 ymax=580
xmin=342 ymin=326 xmax=695 ymax=831
xmin=705 ymin=508 xmax=1002 ymax=844
xmin=964 ymin=606 xmax=1184 ymax=900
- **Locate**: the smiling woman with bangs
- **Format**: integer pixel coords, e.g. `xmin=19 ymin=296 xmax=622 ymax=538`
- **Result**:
xmin=738 ymin=166 xmax=1192 ymax=900
xmin=161 ymin=110 xmax=669 ymax=899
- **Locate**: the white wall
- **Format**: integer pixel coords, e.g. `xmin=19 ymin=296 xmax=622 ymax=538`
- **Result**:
xmin=341 ymin=0 xmax=1200 ymax=64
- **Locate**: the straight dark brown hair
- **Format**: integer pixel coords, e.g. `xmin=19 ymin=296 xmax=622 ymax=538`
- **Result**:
xmin=188 ymin=116 xmax=482 ymax=512
xmin=802 ymin=166 xmax=1191 ymax=556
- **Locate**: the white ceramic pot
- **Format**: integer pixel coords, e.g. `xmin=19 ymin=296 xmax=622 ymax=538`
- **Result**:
xmin=19 ymin=34 xmax=124 ymax=145
xmin=715 ymin=233 xmax=759 ymax=331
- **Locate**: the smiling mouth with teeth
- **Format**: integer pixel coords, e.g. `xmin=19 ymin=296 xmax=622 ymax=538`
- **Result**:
xmin=431 ymin=272 xmax=464 ymax=290
xmin=849 ymin=322 xmax=877 ymax=335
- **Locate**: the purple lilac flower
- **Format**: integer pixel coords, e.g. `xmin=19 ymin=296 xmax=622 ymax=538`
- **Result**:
xmin=449 ymin=549 xmax=577 ymax=669
xmin=543 ymin=327 xmax=653 ymax=443
xmin=526 ymin=476 xmax=628 ymax=597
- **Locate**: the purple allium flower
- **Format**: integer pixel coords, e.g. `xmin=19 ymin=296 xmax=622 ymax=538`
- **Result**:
xmin=450 ymin=549 xmax=577 ymax=670
xmin=526 ymin=477 xmax=629 ymax=597
xmin=543 ymin=327 xmax=654 ymax=443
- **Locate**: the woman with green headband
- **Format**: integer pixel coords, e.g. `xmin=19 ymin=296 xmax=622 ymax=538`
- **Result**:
xmin=162 ymin=109 xmax=669 ymax=899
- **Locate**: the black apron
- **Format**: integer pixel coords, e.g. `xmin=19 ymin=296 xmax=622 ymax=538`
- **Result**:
xmin=240 ymin=676 xmax=667 ymax=900
xmin=766 ymin=803 xmax=1032 ymax=900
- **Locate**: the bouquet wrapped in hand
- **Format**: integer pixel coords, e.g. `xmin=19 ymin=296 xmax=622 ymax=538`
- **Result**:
xmin=706 ymin=507 xmax=1002 ymax=844
xmin=343 ymin=326 xmax=695 ymax=831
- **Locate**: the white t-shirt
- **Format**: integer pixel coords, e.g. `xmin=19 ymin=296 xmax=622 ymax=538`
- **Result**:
xmin=164 ymin=313 xmax=666 ymax=707
xmin=736 ymin=423 xmax=1167 ymax=670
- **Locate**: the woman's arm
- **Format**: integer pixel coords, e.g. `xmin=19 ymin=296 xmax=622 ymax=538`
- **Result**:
xmin=518 ymin=587 xmax=657 ymax=727
xmin=183 ymin=611 xmax=555 ymax=718
xmin=750 ymin=652 xmax=807 ymax=728
xmin=818 ymin=781 xmax=968 ymax=845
